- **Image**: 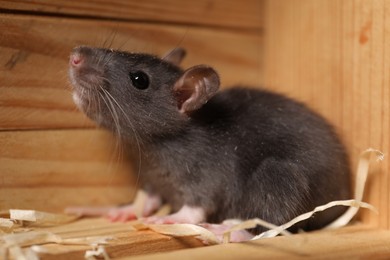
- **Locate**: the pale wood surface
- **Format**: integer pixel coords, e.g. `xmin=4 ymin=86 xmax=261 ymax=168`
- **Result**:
xmin=0 ymin=129 xmax=137 ymax=212
xmin=124 ymin=225 xmax=390 ymax=260
xmin=0 ymin=0 xmax=264 ymax=30
xmin=0 ymin=14 xmax=262 ymax=130
xmin=261 ymin=0 xmax=390 ymax=230
xmin=2 ymin=218 xmax=203 ymax=259
xmin=4 ymin=219 xmax=389 ymax=259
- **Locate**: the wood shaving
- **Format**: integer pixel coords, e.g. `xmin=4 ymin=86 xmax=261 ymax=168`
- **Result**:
xmin=132 ymin=190 xmax=147 ymax=218
xmin=30 ymin=245 xmax=52 ymax=254
xmin=85 ymin=245 xmax=110 ymax=260
xmin=0 ymin=218 xmax=16 ymax=233
xmin=8 ymin=246 xmax=40 ymax=260
xmin=10 ymin=209 xmax=80 ymax=227
xmin=1 ymin=230 xmax=112 ymax=259
xmin=1 ymin=232 xmax=111 ymax=248
xmin=1 ymin=231 xmax=62 ymax=248
xmin=59 ymin=236 xmax=113 ymax=246
xmin=131 ymin=190 xmax=171 ymax=218
xmin=24 ymin=248 xmax=40 ymax=260
xmin=325 ymin=149 xmax=383 ymax=229
xmin=154 ymin=205 xmax=172 ymax=217
xmin=252 ymin=199 xmax=376 ymax=240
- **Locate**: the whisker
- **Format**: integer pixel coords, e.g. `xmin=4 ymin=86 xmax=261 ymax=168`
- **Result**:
xmin=97 ymin=88 xmax=124 ymax=184
xmin=99 ymin=89 xmax=121 ymax=137
xmin=100 ymin=87 xmax=143 ymax=195
xmin=108 ymin=28 xmax=118 ymax=49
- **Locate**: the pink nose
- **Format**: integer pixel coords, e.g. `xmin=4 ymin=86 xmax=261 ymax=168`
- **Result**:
xmin=70 ymin=53 xmax=83 ymax=67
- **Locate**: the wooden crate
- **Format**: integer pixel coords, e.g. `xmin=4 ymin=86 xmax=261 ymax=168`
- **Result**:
xmin=1 ymin=0 xmax=389 ymax=259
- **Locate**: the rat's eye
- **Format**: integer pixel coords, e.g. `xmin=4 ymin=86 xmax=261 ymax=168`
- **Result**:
xmin=129 ymin=71 xmax=149 ymax=90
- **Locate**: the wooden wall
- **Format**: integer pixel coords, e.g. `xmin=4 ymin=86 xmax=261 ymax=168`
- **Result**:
xmin=0 ymin=1 xmax=263 ymax=212
xmin=262 ymin=0 xmax=390 ymax=229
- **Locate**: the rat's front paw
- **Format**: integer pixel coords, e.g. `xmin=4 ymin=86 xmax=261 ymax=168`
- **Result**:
xmin=65 ymin=190 xmax=162 ymax=222
xmin=65 ymin=205 xmax=116 ymax=217
xmin=106 ymin=205 xmax=137 ymax=222
xmin=64 ymin=204 xmax=137 ymax=222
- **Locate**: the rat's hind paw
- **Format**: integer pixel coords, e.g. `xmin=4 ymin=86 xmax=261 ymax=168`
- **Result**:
xmin=144 ymin=205 xmax=206 ymax=225
xmin=199 ymin=223 xmax=254 ymax=243
xmin=106 ymin=205 xmax=138 ymax=222
xmin=65 ymin=190 xmax=163 ymax=222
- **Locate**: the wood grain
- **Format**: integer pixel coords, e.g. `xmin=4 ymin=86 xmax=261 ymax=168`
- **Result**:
xmin=126 ymin=225 xmax=390 ymax=260
xmin=0 ymin=0 xmax=264 ymax=30
xmin=0 ymin=14 xmax=262 ymax=130
xmin=0 ymin=129 xmax=137 ymax=212
xmin=261 ymin=0 xmax=390 ymax=229
xmin=6 ymin=218 xmax=203 ymax=259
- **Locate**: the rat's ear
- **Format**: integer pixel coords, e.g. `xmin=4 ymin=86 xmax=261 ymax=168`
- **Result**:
xmin=173 ymin=65 xmax=220 ymax=115
xmin=162 ymin=48 xmax=187 ymax=66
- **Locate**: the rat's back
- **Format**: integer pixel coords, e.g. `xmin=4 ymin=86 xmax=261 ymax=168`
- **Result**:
xmin=189 ymin=87 xmax=351 ymax=230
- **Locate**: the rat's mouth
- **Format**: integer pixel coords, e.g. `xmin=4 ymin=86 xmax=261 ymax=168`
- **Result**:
xmin=72 ymin=90 xmax=86 ymax=111
xmin=69 ymin=65 xmax=106 ymax=89
xmin=71 ymin=85 xmax=107 ymax=126
xmin=71 ymin=85 xmax=93 ymax=112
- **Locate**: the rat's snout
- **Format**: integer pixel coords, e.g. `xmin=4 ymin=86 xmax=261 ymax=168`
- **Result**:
xmin=70 ymin=52 xmax=84 ymax=67
xmin=69 ymin=46 xmax=92 ymax=68
xmin=69 ymin=46 xmax=107 ymax=91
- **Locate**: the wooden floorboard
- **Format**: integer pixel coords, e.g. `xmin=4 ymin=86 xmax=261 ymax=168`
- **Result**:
xmin=3 ymin=220 xmax=389 ymax=259
xmin=124 ymin=225 xmax=390 ymax=260
xmin=1 ymin=217 xmax=205 ymax=259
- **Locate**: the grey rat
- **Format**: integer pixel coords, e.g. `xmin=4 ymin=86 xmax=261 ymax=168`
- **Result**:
xmin=67 ymin=46 xmax=351 ymax=237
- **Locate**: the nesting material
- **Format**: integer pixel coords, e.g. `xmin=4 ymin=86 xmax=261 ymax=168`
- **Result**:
xmin=8 ymin=245 xmax=39 ymax=260
xmin=84 ymin=246 xmax=110 ymax=260
xmin=9 ymin=210 xmax=80 ymax=227
xmin=0 ymin=214 xmax=113 ymax=259
xmin=2 ymin=231 xmax=112 ymax=247
xmin=1 ymin=231 xmax=112 ymax=259
xmin=325 ymin=149 xmax=384 ymax=229
xmin=148 ymin=224 xmax=220 ymax=245
xmin=0 ymin=219 xmax=15 ymax=233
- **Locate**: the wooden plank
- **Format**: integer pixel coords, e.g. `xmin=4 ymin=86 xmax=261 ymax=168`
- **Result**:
xmin=125 ymin=225 xmax=390 ymax=260
xmin=0 ymin=129 xmax=137 ymax=212
xmin=261 ymin=0 xmax=390 ymax=229
xmin=1 ymin=218 xmax=203 ymax=259
xmin=0 ymin=187 xmax=135 ymax=214
xmin=0 ymin=0 xmax=264 ymax=30
xmin=4 ymin=220 xmax=390 ymax=259
xmin=0 ymin=14 xmax=262 ymax=130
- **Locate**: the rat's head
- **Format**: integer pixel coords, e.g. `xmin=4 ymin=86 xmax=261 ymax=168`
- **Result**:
xmin=69 ymin=46 xmax=219 ymax=142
